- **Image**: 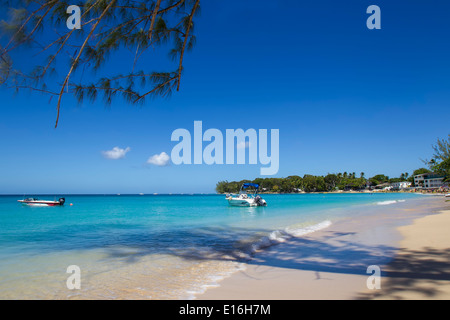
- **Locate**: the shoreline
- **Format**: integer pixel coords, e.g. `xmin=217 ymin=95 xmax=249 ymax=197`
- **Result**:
xmin=197 ymin=195 xmax=449 ymax=300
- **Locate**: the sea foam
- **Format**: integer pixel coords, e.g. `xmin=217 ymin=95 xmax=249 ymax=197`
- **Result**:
xmin=377 ymin=199 xmax=406 ymax=205
xmin=251 ymin=220 xmax=332 ymax=252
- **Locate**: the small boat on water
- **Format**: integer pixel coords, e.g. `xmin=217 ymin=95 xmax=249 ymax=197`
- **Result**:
xmin=18 ymin=197 xmax=65 ymax=207
xmin=226 ymin=183 xmax=267 ymax=207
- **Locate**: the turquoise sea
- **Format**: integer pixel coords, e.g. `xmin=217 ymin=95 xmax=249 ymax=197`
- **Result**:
xmin=0 ymin=193 xmax=424 ymax=299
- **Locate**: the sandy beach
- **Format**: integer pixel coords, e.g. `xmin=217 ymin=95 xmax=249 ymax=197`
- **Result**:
xmin=198 ymin=195 xmax=450 ymax=300
xmin=359 ymin=205 xmax=450 ymax=299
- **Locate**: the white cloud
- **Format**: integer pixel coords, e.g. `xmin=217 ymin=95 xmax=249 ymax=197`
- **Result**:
xmin=237 ymin=141 xmax=251 ymax=149
xmin=102 ymin=146 xmax=131 ymax=160
xmin=147 ymin=152 xmax=170 ymax=166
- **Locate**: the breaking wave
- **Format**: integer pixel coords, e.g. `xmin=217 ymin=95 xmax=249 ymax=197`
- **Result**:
xmin=377 ymin=200 xmax=406 ymax=206
xmin=250 ymin=220 xmax=332 ymax=252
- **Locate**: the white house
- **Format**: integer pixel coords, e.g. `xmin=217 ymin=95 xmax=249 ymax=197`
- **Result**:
xmin=414 ymin=173 xmax=445 ymax=189
xmin=391 ymin=181 xmax=412 ymax=190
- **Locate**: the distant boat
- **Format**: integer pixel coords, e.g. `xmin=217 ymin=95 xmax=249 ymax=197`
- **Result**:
xmin=18 ymin=197 xmax=65 ymax=207
xmin=226 ymin=183 xmax=267 ymax=207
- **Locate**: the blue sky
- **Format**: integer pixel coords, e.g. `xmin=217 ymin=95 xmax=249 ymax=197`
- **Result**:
xmin=1 ymin=0 xmax=449 ymax=194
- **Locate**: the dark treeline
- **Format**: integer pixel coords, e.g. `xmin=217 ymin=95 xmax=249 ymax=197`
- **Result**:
xmin=216 ymin=169 xmax=430 ymax=194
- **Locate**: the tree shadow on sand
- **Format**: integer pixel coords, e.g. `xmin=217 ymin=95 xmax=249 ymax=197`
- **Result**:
xmin=357 ymin=247 xmax=450 ymax=299
xmin=239 ymin=230 xmax=398 ymax=276
xmin=103 ymin=227 xmax=399 ymax=278
xmin=20 ymin=223 xmax=399 ymax=277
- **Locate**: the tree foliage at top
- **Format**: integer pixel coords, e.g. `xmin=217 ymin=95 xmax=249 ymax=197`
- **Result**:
xmin=428 ymin=134 xmax=450 ymax=182
xmin=0 ymin=0 xmax=201 ymax=127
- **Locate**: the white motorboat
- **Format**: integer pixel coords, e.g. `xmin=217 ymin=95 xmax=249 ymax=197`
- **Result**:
xmin=18 ymin=197 xmax=65 ymax=207
xmin=226 ymin=183 xmax=267 ymax=207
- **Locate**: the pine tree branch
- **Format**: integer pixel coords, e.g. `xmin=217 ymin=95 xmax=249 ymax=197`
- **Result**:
xmin=1 ymin=0 xmax=202 ymax=127
xmin=3 ymin=2 xmax=51 ymax=52
xmin=55 ymin=0 xmax=117 ymax=128
xmin=177 ymin=0 xmax=199 ymax=91
xmin=158 ymin=0 xmax=185 ymax=15
xmin=148 ymin=0 xmax=162 ymax=42
xmin=133 ymin=73 xmax=179 ymax=103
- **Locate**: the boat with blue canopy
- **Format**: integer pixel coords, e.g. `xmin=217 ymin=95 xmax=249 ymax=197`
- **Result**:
xmin=226 ymin=183 xmax=267 ymax=207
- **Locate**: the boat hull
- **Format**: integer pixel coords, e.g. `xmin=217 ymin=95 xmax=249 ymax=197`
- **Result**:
xmin=18 ymin=198 xmax=65 ymax=207
xmin=227 ymin=198 xmax=255 ymax=207
xmin=18 ymin=201 xmax=62 ymax=207
xmin=227 ymin=197 xmax=267 ymax=207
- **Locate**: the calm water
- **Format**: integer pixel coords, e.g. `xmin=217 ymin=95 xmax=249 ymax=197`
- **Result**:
xmin=0 ymin=193 xmax=423 ymax=299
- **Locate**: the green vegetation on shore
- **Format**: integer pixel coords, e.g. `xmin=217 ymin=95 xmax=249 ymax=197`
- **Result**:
xmin=216 ymin=171 xmax=415 ymax=194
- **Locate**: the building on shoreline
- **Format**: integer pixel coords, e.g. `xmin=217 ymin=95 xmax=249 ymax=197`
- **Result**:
xmin=413 ymin=173 xmax=445 ymax=189
xmin=390 ymin=181 xmax=412 ymax=190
